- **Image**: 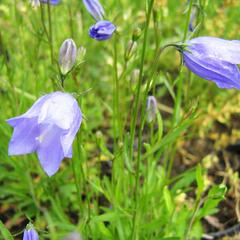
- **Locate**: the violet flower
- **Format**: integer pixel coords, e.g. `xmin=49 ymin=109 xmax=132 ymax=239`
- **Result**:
xmin=40 ymin=0 xmax=60 ymax=5
xmin=23 ymin=228 xmax=39 ymax=240
xmin=89 ymin=20 xmax=116 ymax=41
xmin=7 ymin=92 xmax=82 ymax=176
xmin=82 ymin=0 xmax=105 ymax=21
xmin=182 ymin=36 xmax=240 ymax=89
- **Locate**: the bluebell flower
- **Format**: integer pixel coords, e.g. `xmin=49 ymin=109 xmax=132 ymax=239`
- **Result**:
xmin=40 ymin=0 xmax=60 ymax=5
xmin=59 ymin=39 xmax=77 ymax=75
xmin=183 ymin=36 xmax=240 ymax=89
xmin=82 ymin=0 xmax=104 ymax=21
xmin=23 ymin=228 xmax=39 ymax=240
xmin=7 ymin=92 xmax=82 ymax=176
xmin=89 ymin=20 xmax=116 ymax=41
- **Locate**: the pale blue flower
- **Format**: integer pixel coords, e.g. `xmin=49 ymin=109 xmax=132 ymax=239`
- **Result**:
xmin=82 ymin=0 xmax=104 ymax=21
xmin=7 ymin=92 xmax=82 ymax=176
xmin=183 ymin=36 xmax=240 ymax=89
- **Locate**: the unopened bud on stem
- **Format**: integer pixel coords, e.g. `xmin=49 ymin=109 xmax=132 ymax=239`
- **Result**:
xmin=59 ymin=38 xmax=77 ymax=75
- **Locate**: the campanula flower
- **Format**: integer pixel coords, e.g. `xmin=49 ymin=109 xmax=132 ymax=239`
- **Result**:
xmin=23 ymin=227 xmax=39 ymax=240
xmin=7 ymin=92 xmax=82 ymax=176
xmin=89 ymin=20 xmax=116 ymax=41
xmin=59 ymin=39 xmax=77 ymax=75
xmin=146 ymin=96 xmax=158 ymax=123
xmin=182 ymin=36 xmax=240 ymax=89
xmin=40 ymin=0 xmax=60 ymax=5
xmin=82 ymin=0 xmax=104 ymax=21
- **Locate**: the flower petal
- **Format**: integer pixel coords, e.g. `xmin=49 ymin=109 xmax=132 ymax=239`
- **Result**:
xmin=23 ymin=229 xmax=39 ymax=240
xmin=89 ymin=20 xmax=116 ymax=41
xmin=7 ymin=94 xmax=52 ymax=127
xmin=8 ymin=118 xmax=39 ymax=155
xmin=187 ymin=36 xmax=240 ymax=64
xmin=82 ymin=0 xmax=104 ymax=21
xmin=61 ymin=98 xmax=82 ymax=157
xmin=38 ymin=92 xmax=76 ymax=130
xmin=183 ymin=51 xmax=240 ymax=89
xmin=36 ymin=124 xmax=64 ymax=176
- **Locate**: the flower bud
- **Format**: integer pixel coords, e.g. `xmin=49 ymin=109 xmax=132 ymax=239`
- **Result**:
xmin=132 ymin=27 xmax=141 ymax=41
xmin=124 ymin=40 xmax=137 ymax=61
xmin=89 ymin=20 xmax=116 ymax=41
xmin=23 ymin=224 xmax=39 ymax=240
xmin=146 ymin=96 xmax=158 ymax=123
xmin=59 ymin=38 xmax=77 ymax=75
xmin=82 ymin=0 xmax=105 ymax=21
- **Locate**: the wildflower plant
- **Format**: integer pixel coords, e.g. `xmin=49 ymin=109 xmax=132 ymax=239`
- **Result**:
xmin=0 ymin=0 xmax=238 ymax=239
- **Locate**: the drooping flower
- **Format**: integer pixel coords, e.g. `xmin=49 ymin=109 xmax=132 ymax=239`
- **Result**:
xmin=40 ymin=0 xmax=60 ymax=5
xmin=146 ymin=96 xmax=158 ymax=123
xmin=7 ymin=92 xmax=82 ymax=176
xmin=182 ymin=36 xmax=240 ymax=89
xmin=89 ymin=20 xmax=116 ymax=41
xmin=82 ymin=0 xmax=104 ymax=21
xmin=23 ymin=226 xmax=39 ymax=240
xmin=59 ymin=39 xmax=77 ymax=75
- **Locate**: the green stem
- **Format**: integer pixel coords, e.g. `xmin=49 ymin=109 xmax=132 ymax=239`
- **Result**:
xmin=130 ymin=0 xmax=155 ymax=238
xmin=76 ymin=133 xmax=92 ymax=236
xmin=113 ymin=35 xmax=121 ymax=147
xmin=40 ymin=3 xmax=55 ymax=87
xmin=47 ymin=1 xmax=54 ymax=65
xmin=40 ymin=4 xmax=50 ymax=42
xmin=183 ymin=0 xmax=194 ymax=42
xmin=112 ymin=35 xmax=122 ymax=187
xmin=71 ymin=152 xmax=84 ymax=214
xmin=168 ymin=0 xmax=193 ymax=178
xmin=129 ymin=0 xmax=155 ymax=166
xmin=68 ymin=4 xmax=74 ymax=38
xmin=184 ymin=197 xmax=204 ymax=239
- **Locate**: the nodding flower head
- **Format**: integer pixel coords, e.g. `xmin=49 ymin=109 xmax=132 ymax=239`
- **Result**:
xmin=89 ymin=20 xmax=116 ymax=41
xmin=182 ymin=36 xmax=240 ymax=89
xmin=7 ymin=92 xmax=82 ymax=176
xmin=82 ymin=0 xmax=105 ymax=21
